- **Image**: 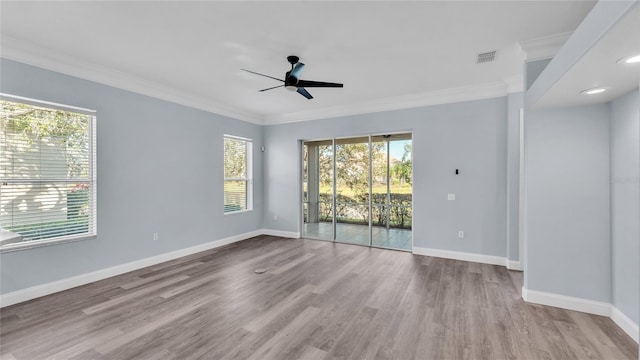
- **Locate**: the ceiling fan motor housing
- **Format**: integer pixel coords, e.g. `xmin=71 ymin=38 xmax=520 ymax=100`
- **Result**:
xmin=285 ymin=70 xmax=299 ymax=89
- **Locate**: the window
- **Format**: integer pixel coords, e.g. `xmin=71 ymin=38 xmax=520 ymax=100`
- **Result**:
xmin=0 ymin=95 xmax=97 ymax=250
xmin=224 ymin=135 xmax=252 ymax=213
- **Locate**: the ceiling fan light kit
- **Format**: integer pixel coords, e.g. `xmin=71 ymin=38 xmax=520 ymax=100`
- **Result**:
xmin=242 ymin=55 xmax=343 ymax=100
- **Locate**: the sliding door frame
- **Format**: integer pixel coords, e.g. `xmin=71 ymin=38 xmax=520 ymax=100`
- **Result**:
xmin=300 ymin=131 xmax=413 ymax=252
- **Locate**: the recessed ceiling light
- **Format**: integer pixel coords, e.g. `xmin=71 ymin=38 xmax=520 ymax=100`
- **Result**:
xmin=617 ymin=54 xmax=640 ymax=64
xmin=580 ymin=87 xmax=608 ymax=95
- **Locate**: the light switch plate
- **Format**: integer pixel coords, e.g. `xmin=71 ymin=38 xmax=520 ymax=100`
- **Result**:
xmin=448 ymin=194 xmax=456 ymax=201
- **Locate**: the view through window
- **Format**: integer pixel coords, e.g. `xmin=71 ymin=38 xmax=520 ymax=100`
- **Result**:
xmin=0 ymin=96 xmax=97 ymax=249
xmin=224 ymin=135 xmax=252 ymax=213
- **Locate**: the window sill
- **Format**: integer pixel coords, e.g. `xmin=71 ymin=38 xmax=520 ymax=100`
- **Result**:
xmin=0 ymin=228 xmax=23 ymax=246
xmin=224 ymin=209 xmax=253 ymax=216
xmin=0 ymin=233 xmax=97 ymax=253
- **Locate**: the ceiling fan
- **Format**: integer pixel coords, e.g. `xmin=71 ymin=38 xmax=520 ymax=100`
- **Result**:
xmin=241 ymin=55 xmax=343 ymax=100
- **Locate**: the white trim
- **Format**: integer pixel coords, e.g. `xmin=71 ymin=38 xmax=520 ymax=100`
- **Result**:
xmin=611 ymin=306 xmax=639 ymax=343
xmin=1 ymin=36 xmax=263 ymax=125
xmin=0 ymin=229 xmax=263 ymax=308
xmin=0 ymin=228 xmax=301 ymax=307
xmin=517 ymin=31 xmax=572 ymax=62
xmin=0 ymin=92 xmax=96 ymax=114
xmin=264 ymin=81 xmax=508 ymax=125
xmin=522 ymin=287 xmax=639 ymax=343
xmin=0 ymin=234 xmax=97 ymax=254
xmin=2 ymin=37 xmax=521 ymax=126
xmin=412 ymin=246 xmax=506 ymax=267
xmin=503 ymin=75 xmax=524 ymax=93
xmin=522 ymin=286 xmax=612 ymax=317
xmin=223 ymin=134 xmax=253 ymax=142
xmin=506 ymin=260 xmax=523 ymax=271
xmin=223 ymin=209 xmax=253 ymax=216
xmin=261 ymin=229 xmax=300 ymax=239
xmin=0 ymin=228 xmax=23 ymax=247
xmin=2 ymin=225 xmax=637 ymax=345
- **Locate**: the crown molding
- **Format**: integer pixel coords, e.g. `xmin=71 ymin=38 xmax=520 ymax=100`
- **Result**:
xmin=3 ymin=35 xmax=523 ymax=126
xmin=503 ymin=74 xmax=524 ymax=93
xmin=1 ymin=35 xmax=264 ymax=124
xmin=518 ymin=31 xmax=573 ymax=62
xmin=264 ymin=81 xmax=509 ymax=125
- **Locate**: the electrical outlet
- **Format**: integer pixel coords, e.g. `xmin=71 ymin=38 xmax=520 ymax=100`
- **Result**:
xmin=458 ymin=231 xmax=464 ymax=239
xmin=448 ymin=194 xmax=456 ymax=201
xmin=153 ymin=232 xmax=159 ymax=241
xmin=274 ymin=215 xmax=278 ymax=221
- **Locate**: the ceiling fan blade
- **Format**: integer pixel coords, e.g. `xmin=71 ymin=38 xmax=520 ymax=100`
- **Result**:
xmin=297 ymin=80 xmax=343 ymax=88
xmin=259 ymin=85 xmax=285 ymax=92
xmin=241 ymin=69 xmax=284 ymax=82
xmin=297 ymin=87 xmax=313 ymax=99
xmin=289 ymin=63 xmax=305 ymax=81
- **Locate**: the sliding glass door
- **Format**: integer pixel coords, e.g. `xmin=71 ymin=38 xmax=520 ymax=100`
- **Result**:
xmin=335 ymin=137 xmax=370 ymax=246
xmin=302 ymin=133 xmax=412 ymax=251
xmin=370 ymin=134 xmax=413 ymax=249
xmin=303 ymin=140 xmax=334 ymax=241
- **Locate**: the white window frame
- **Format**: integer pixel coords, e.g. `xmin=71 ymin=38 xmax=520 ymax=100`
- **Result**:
xmin=223 ymin=134 xmax=253 ymax=214
xmin=0 ymin=93 xmax=97 ymax=252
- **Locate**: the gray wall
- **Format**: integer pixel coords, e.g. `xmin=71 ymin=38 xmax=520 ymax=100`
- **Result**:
xmin=0 ymin=59 xmax=264 ymax=295
xmin=507 ymin=92 xmax=523 ymax=261
xmin=525 ymin=58 xmax=552 ymax=91
xmin=524 ymin=104 xmax=611 ymax=302
xmin=610 ymin=89 xmax=640 ymax=324
xmin=263 ymin=97 xmax=508 ymax=257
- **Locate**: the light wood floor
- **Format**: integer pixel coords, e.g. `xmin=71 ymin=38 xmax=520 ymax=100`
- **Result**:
xmin=0 ymin=235 xmax=637 ymax=359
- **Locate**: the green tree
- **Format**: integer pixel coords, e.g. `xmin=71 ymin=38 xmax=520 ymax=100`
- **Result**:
xmin=223 ymin=138 xmax=247 ymax=178
xmin=318 ymin=145 xmax=333 ymax=186
xmin=335 ymin=142 xmax=384 ymax=196
xmin=1 ymin=100 xmax=90 ymax=178
xmin=392 ymin=143 xmax=412 ymax=185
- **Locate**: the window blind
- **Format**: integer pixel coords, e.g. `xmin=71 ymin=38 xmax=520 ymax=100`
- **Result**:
xmin=0 ymin=97 xmax=97 ymax=246
xmin=224 ymin=135 xmax=252 ymax=213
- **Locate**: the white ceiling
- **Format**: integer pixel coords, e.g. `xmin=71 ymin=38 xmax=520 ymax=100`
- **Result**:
xmin=535 ymin=3 xmax=640 ymax=109
xmin=1 ymin=1 xmax=596 ymax=124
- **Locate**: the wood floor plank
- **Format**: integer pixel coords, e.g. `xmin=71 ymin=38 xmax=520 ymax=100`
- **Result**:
xmin=94 ymin=293 xmax=216 ymax=355
xmin=82 ymin=274 xmax=190 ymax=315
xmin=0 ymin=235 xmax=637 ymax=360
xmin=592 ymin=314 xmax=640 ymax=359
xmin=120 ymin=261 xmax=204 ymax=290
xmin=243 ymin=283 xmax=316 ymax=332
xmin=299 ymin=345 xmax=328 ymax=360
xmin=245 ymin=306 xmax=322 ymax=360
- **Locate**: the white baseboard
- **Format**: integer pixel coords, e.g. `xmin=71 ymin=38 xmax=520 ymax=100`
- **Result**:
xmin=261 ymin=229 xmax=300 ymax=239
xmin=522 ymin=287 xmax=639 ymax=344
xmin=0 ymin=229 xmax=265 ymax=308
xmin=611 ymin=305 xmax=639 ymax=343
xmin=522 ymin=286 xmax=611 ymax=316
xmin=507 ymin=260 xmax=523 ymax=271
xmin=4 ymin=230 xmax=638 ymax=345
xmin=413 ymin=246 xmax=506 ymax=267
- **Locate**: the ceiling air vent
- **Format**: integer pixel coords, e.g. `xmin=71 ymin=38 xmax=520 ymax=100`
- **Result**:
xmin=477 ymin=50 xmax=497 ymax=64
